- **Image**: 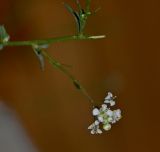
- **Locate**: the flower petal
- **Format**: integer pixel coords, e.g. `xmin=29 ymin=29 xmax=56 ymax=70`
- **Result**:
xmin=97 ymin=129 xmax=103 ymax=134
xmin=98 ymin=116 xmax=104 ymax=122
xmin=105 ymin=92 xmax=113 ymax=100
xmin=110 ymin=100 xmax=115 ymax=106
xmin=106 ymin=109 xmax=113 ymax=117
xmin=92 ymin=108 xmax=100 ymax=116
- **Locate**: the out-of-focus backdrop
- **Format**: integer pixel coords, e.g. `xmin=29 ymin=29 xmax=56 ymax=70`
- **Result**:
xmin=0 ymin=0 xmax=159 ymax=152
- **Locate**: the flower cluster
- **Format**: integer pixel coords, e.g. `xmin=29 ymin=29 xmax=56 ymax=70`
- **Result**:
xmin=88 ymin=92 xmax=122 ymax=134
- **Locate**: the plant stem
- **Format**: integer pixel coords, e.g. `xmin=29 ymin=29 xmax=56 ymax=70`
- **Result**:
xmin=0 ymin=0 xmax=105 ymax=107
xmin=86 ymin=0 xmax=91 ymax=14
xmin=2 ymin=34 xmax=105 ymax=47
xmin=0 ymin=33 xmax=105 ymax=106
xmin=41 ymin=50 xmax=95 ymax=106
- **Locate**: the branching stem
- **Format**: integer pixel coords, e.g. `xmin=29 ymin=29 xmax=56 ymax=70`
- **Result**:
xmin=2 ymin=34 xmax=105 ymax=47
xmin=0 ymin=0 xmax=105 ymax=106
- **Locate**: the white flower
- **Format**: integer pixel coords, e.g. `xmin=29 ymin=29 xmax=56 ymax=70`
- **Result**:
xmin=106 ymin=109 xmax=113 ymax=117
xmin=114 ymin=109 xmax=122 ymax=121
xmin=92 ymin=108 xmax=100 ymax=116
xmin=94 ymin=120 xmax=100 ymax=125
xmin=91 ymin=128 xmax=102 ymax=134
xmin=105 ymin=92 xmax=113 ymax=100
xmin=101 ymin=104 xmax=107 ymax=111
xmin=88 ymin=121 xmax=99 ymax=130
xmin=110 ymin=100 xmax=115 ymax=106
xmin=115 ymin=109 xmax=121 ymax=117
xmin=98 ymin=116 xmax=104 ymax=122
xmin=109 ymin=109 xmax=122 ymax=124
xmin=104 ymin=92 xmax=116 ymax=106
xmin=88 ymin=120 xmax=102 ymax=134
xmin=88 ymin=92 xmax=122 ymax=134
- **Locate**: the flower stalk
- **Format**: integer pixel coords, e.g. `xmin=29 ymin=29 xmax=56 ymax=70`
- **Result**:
xmin=41 ymin=50 xmax=95 ymax=105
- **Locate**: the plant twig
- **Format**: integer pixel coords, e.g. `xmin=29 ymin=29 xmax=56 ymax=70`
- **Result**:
xmin=2 ymin=34 xmax=105 ymax=47
xmin=41 ymin=50 xmax=95 ymax=106
xmin=0 ymin=0 xmax=106 ymax=106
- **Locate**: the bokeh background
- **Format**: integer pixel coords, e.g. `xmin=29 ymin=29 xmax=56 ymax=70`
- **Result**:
xmin=0 ymin=0 xmax=159 ymax=152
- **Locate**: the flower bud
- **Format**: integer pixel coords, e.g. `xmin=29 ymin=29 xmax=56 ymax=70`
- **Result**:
xmin=103 ymin=123 xmax=111 ymax=131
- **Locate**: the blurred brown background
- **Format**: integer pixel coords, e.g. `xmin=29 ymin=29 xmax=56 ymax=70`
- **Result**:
xmin=0 ymin=0 xmax=159 ymax=152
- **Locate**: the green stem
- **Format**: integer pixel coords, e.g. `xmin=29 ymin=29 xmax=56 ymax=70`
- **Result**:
xmin=41 ymin=50 xmax=95 ymax=106
xmin=2 ymin=34 xmax=105 ymax=47
xmin=86 ymin=0 xmax=91 ymax=14
xmin=0 ymin=33 xmax=105 ymax=106
xmin=0 ymin=0 xmax=105 ymax=107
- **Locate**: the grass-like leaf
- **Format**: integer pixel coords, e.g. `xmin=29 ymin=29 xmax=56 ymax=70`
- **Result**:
xmin=64 ymin=3 xmax=81 ymax=33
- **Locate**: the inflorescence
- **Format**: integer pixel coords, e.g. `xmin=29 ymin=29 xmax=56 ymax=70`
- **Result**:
xmin=88 ymin=92 xmax=122 ymax=134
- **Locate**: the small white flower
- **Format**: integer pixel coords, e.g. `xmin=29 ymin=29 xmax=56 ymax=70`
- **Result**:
xmin=104 ymin=92 xmax=116 ymax=106
xmin=110 ymin=100 xmax=115 ymax=106
xmin=98 ymin=116 xmax=104 ymax=122
xmin=88 ymin=123 xmax=94 ymax=130
xmin=106 ymin=109 xmax=113 ymax=117
xmin=101 ymin=104 xmax=107 ymax=111
xmin=88 ymin=121 xmax=102 ymax=134
xmin=104 ymin=99 xmax=115 ymax=106
xmin=103 ymin=123 xmax=111 ymax=131
xmin=109 ymin=109 xmax=122 ymax=124
xmin=88 ymin=121 xmax=99 ymax=130
xmin=94 ymin=120 xmax=100 ymax=125
xmin=97 ymin=128 xmax=103 ymax=134
xmin=105 ymin=92 xmax=113 ymax=100
xmin=91 ymin=128 xmax=102 ymax=134
xmin=115 ymin=109 xmax=121 ymax=117
xmin=88 ymin=92 xmax=122 ymax=134
xmin=114 ymin=109 xmax=122 ymax=120
xmin=92 ymin=108 xmax=100 ymax=116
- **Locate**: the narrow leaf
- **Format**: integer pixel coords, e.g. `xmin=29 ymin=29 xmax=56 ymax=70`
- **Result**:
xmin=33 ymin=48 xmax=45 ymax=71
xmin=64 ymin=3 xmax=81 ymax=32
xmin=73 ymin=11 xmax=81 ymax=32
xmin=64 ymin=3 xmax=74 ymax=14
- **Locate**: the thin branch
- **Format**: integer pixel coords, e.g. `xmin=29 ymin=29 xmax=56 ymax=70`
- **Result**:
xmin=2 ymin=35 xmax=105 ymax=47
xmin=0 ymin=0 xmax=106 ymax=107
xmin=41 ymin=50 xmax=95 ymax=106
